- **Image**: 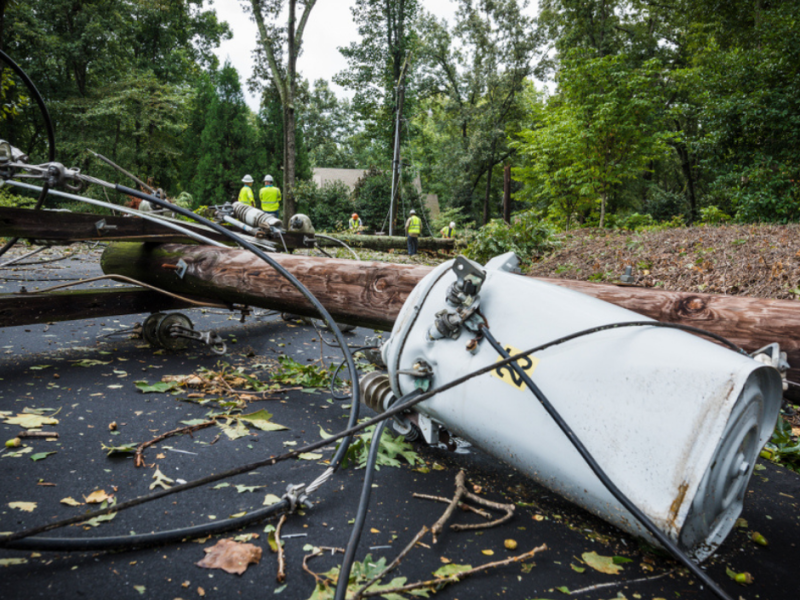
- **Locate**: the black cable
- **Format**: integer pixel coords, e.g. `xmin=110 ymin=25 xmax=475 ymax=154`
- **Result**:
xmin=334 ymin=419 xmax=390 ymax=600
xmin=479 ymin=326 xmax=735 ymax=600
xmin=3 ymin=500 xmax=289 ymax=551
xmin=0 ymin=320 xmax=744 ymax=551
xmin=334 ymin=390 xmax=422 ymax=600
xmin=0 ymin=48 xmax=56 ymax=259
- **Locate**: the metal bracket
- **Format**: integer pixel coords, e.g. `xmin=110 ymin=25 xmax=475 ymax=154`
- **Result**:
xmin=170 ymin=325 xmax=226 ymax=354
xmin=175 ymin=258 xmax=188 ymax=279
xmin=94 ymin=219 xmax=118 ymax=236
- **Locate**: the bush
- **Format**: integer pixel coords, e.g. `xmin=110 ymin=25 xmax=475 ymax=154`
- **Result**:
xmin=464 ymin=211 xmax=558 ymax=266
xmin=617 ymin=212 xmax=656 ymax=231
xmin=699 ymin=205 xmax=732 ymax=226
xmin=295 ymin=179 xmax=353 ymax=232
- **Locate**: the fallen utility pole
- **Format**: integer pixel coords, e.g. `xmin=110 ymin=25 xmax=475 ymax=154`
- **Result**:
xmin=102 ymin=242 xmax=800 ymax=387
xmin=317 ymin=233 xmax=455 ymax=252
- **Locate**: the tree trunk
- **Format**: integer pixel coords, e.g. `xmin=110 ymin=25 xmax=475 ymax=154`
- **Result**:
xmin=503 ymin=164 xmax=511 ymax=224
xmin=316 ymin=234 xmax=454 ymax=252
xmin=482 ymin=160 xmax=493 ymax=225
xmin=284 ymin=0 xmax=297 ymax=222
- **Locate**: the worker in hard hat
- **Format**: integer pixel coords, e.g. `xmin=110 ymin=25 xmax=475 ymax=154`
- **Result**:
xmin=440 ymin=221 xmax=456 ymax=238
xmin=238 ymin=175 xmax=256 ymax=208
xmin=259 ymin=174 xmax=281 ymax=217
xmin=349 ymin=212 xmax=364 ymax=234
xmin=405 ymin=209 xmax=421 ymax=256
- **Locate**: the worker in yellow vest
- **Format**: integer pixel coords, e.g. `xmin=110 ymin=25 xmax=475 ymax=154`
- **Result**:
xmin=405 ymin=209 xmax=422 ymax=256
xmin=259 ymin=174 xmax=281 ymax=217
xmin=238 ymin=175 xmax=255 ymax=207
xmin=440 ymin=221 xmax=456 ymax=238
xmin=349 ymin=213 xmax=364 ymax=234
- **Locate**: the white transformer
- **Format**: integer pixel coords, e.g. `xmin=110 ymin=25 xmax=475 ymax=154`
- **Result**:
xmin=378 ymin=253 xmax=782 ymax=559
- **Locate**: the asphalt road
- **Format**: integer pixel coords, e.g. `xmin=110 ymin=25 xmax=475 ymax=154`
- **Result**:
xmin=0 ymin=243 xmax=798 ymax=600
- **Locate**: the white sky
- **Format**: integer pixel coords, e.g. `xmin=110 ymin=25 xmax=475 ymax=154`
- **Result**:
xmin=209 ymin=0 xmax=540 ymax=111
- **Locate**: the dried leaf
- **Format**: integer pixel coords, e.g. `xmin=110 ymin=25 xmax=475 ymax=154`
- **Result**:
xmin=263 ymin=494 xmax=282 ymax=506
xmin=101 ymin=442 xmax=137 ymax=456
xmin=0 ymin=558 xmax=28 ymax=566
xmin=582 ymin=551 xmax=623 ymax=575
xmin=150 ymin=467 xmax=174 ymax=490
xmin=8 ymin=501 xmax=36 ymax=512
xmin=82 ymin=498 xmax=117 ymax=527
xmin=196 ymin=538 xmax=262 ymax=575
xmin=60 ymin=497 xmax=83 ymax=507
xmin=217 ymin=419 xmax=249 ymax=440
xmin=85 ymin=489 xmax=112 ymax=504
xmin=72 ymin=359 xmax=112 ymax=367
xmin=234 ymin=484 xmax=265 ymax=493
xmin=297 ymin=452 xmax=323 ymax=461
xmin=133 ymin=585 xmax=145 ymax=594
xmin=238 ymin=409 xmax=287 ymax=432
xmin=3 ymin=414 xmax=59 ymax=429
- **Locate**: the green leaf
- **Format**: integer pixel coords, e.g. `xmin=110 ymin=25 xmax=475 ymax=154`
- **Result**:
xmin=101 ymin=442 xmax=137 ymax=456
xmin=83 ymin=498 xmax=117 ymax=527
xmin=72 ymin=359 xmax=112 ymax=367
xmin=297 ymin=452 xmax=324 ymax=461
xmin=212 ymin=482 xmax=230 ymax=490
xmin=133 ymin=585 xmax=145 ymax=595
xmin=239 ymin=409 xmax=288 ymax=432
xmin=235 ymin=484 xmax=265 ymax=493
xmin=556 ymin=586 xmax=571 ymax=594
xmin=612 ymin=556 xmax=633 ymax=564
xmin=570 ymin=563 xmax=585 ymax=573
xmin=30 ymin=451 xmax=56 ymax=462
xmin=217 ymin=418 xmax=249 ymax=440
xmin=582 ymin=551 xmax=623 ymax=574
xmin=432 ymin=563 xmax=472 ymax=579
xmin=134 ymin=380 xmax=178 ymax=394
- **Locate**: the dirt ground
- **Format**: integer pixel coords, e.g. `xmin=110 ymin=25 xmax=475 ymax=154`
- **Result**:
xmin=525 ymin=224 xmax=800 ymax=300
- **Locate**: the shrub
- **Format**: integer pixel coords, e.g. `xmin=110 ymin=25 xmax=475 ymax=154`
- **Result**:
xmin=464 ymin=211 xmax=558 ymax=266
xmin=699 ymin=205 xmax=732 ymax=226
xmin=295 ymin=179 xmax=353 ymax=232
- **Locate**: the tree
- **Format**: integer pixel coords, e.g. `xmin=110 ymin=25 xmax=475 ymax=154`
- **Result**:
xmin=414 ymin=0 xmax=539 ymax=224
xmin=192 ymin=63 xmax=258 ymax=206
xmin=245 ymin=0 xmax=317 ymax=222
xmin=335 ymin=0 xmax=419 ymax=162
xmin=515 ymin=52 xmax=673 ymax=228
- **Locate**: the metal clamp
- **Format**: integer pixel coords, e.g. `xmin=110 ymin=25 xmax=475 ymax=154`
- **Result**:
xmin=752 ymin=342 xmax=790 ymax=392
xmin=170 ymin=325 xmax=227 ymax=355
xmin=283 ymin=483 xmax=310 ymax=512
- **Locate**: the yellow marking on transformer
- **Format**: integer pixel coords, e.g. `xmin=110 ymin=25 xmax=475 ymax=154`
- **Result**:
xmin=491 ymin=344 xmax=539 ymax=390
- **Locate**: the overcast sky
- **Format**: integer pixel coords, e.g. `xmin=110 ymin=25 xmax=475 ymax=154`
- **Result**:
xmin=210 ymin=0 xmax=539 ymax=111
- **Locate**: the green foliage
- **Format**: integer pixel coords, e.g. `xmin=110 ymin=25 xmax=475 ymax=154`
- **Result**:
xmin=431 ymin=206 xmax=466 ymax=233
xmin=351 ymin=167 xmax=391 ymax=232
xmin=616 ymin=213 xmax=655 ymax=231
xmin=295 ymin=179 xmax=353 ymax=232
xmin=698 ymin=206 xmax=732 ymax=226
xmin=334 ymin=420 xmax=420 ymax=471
xmin=271 ymin=356 xmax=342 ymax=390
xmin=464 ymin=211 xmax=558 ymax=266
xmin=305 ymin=553 xmax=423 ymax=600
xmin=762 ymin=415 xmax=800 ymax=475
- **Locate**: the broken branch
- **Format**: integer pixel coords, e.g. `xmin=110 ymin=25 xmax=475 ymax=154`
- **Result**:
xmin=134 ymin=420 xmax=215 ymax=467
xmin=411 ymin=493 xmax=493 ymax=520
xmin=275 ymin=514 xmax=287 ymax=583
xmin=451 ymin=490 xmax=515 ymax=531
xmin=17 ymin=431 xmax=58 ymax=439
xmin=359 ymin=544 xmax=548 ymax=598
xmin=302 ymin=546 xmax=344 ymax=585
xmin=431 ymin=470 xmax=467 ymax=543
xmin=354 ymin=526 xmax=429 ymax=599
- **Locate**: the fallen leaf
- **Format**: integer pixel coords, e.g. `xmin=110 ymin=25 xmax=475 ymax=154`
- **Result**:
xmin=150 ymin=467 xmax=174 ymax=490
xmin=82 ymin=498 xmax=118 ymax=527
xmin=571 ymin=563 xmax=586 ymax=573
xmin=263 ymin=494 xmax=282 ymax=506
xmin=582 ymin=551 xmax=623 ymax=575
xmin=235 ymin=484 xmax=265 ymax=493
xmin=238 ymin=409 xmax=287 ymax=432
xmin=433 ymin=563 xmax=472 ymax=579
xmin=234 ymin=533 xmax=259 ymax=543
xmin=504 ymin=539 xmax=518 ymax=550
xmin=30 ymin=451 xmax=57 ymax=462
xmin=60 ymin=497 xmax=83 ymax=507
xmin=72 ymin=359 xmax=112 ymax=367
xmin=3 ymin=414 xmax=59 ymax=429
xmin=198 ymin=587 xmax=205 ymax=596
xmin=85 ymin=490 xmax=112 ymax=504
xmin=181 ymin=581 xmax=190 ymax=588
xmin=196 ymin=538 xmax=262 ymax=575
xmin=212 ymin=483 xmax=230 ymax=490
xmin=156 ymin=453 xmax=166 ymax=459
xmin=133 ymin=585 xmax=145 ymax=595
xmin=297 ymin=452 xmax=323 ymax=461
xmin=8 ymin=501 xmax=36 ymax=512
xmin=101 ymin=442 xmax=137 ymax=456
xmin=0 ymin=558 xmax=28 ymax=566
xmin=217 ymin=418 xmax=249 ymax=440
xmin=726 ymin=567 xmax=754 ymax=585
xmin=481 ymin=549 xmax=494 ymax=556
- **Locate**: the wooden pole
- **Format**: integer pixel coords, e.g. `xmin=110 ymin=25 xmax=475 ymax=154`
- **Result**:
xmin=101 ymin=242 xmax=800 ymax=387
xmin=317 ymin=234 xmax=454 ymax=252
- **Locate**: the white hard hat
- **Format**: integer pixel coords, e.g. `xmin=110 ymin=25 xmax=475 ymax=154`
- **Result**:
xmin=409 ymin=209 xmax=416 ymax=215
xmin=264 ymin=175 xmax=273 ymax=183
xmin=242 ymin=174 xmax=254 ymax=183
xmin=450 ymin=221 xmax=456 ymax=228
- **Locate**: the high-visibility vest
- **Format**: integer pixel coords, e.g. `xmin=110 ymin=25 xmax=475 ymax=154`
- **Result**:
xmin=259 ymin=186 xmax=281 ymax=212
xmin=408 ymin=216 xmax=421 ymax=235
xmin=238 ymin=185 xmax=255 ymax=207
xmin=349 ymin=218 xmax=362 ymax=230
xmin=440 ymin=226 xmax=455 ymax=238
